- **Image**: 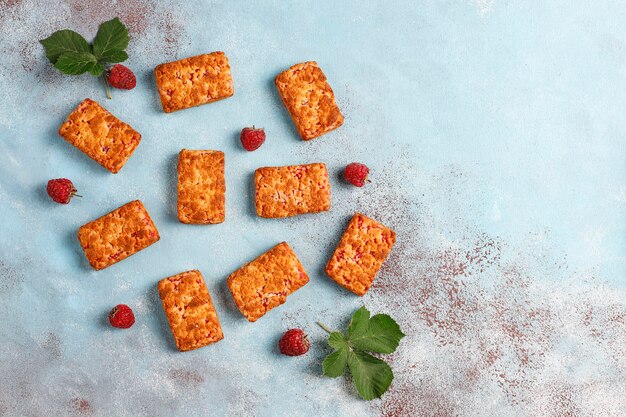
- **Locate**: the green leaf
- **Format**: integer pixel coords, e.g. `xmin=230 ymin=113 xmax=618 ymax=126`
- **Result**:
xmin=92 ymin=17 xmax=129 ymax=61
xmin=347 ymin=350 xmax=393 ymax=401
xmin=39 ymin=29 xmax=90 ymax=63
xmin=328 ymin=332 xmax=349 ymax=350
xmin=87 ymin=62 xmax=105 ymax=77
xmin=98 ymin=49 xmax=128 ymax=64
xmin=322 ymin=349 xmax=348 ymax=378
xmin=320 ymin=307 xmax=404 ymax=401
xmin=53 ymin=51 xmax=99 ymax=75
xmin=348 ymin=313 xmax=405 ymax=354
xmin=323 ymin=332 xmax=349 ymax=378
xmin=347 ymin=306 xmax=371 ymax=339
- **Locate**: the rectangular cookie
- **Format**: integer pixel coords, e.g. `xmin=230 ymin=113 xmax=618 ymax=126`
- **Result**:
xmin=154 ymin=52 xmax=234 ymax=113
xmin=275 ymin=61 xmax=344 ymax=140
xmin=58 ymin=98 xmax=141 ymax=173
xmin=158 ymin=270 xmax=224 ymax=352
xmin=255 ymin=163 xmax=331 ymax=218
xmin=177 ymin=149 xmax=225 ymax=224
xmin=325 ymin=213 xmax=396 ymax=296
xmin=227 ymin=242 xmax=309 ymax=322
xmin=77 ymin=200 xmax=160 ymax=270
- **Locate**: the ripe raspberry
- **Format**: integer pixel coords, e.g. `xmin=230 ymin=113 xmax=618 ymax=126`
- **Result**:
xmin=108 ymin=304 xmax=135 ymax=329
xmin=278 ymin=329 xmax=309 ymax=356
xmin=107 ymin=64 xmax=136 ymax=90
xmin=344 ymin=162 xmax=370 ymax=187
xmin=240 ymin=126 xmax=266 ymax=151
xmin=46 ymin=178 xmax=80 ymax=204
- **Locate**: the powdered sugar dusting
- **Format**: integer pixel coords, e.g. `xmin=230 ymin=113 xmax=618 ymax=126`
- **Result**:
xmin=357 ymin=160 xmax=626 ymax=415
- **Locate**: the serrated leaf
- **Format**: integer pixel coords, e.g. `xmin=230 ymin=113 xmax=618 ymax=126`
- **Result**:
xmin=87 ymin=62 xmax=105 ymax=76
xmin=320 ymin=307 xmax=405 ymax=401
xmin=92 ymin=17 xmax=129 ymax=60
xmin=328 ymin=332 xmax=348 ymax=350
xmin=53 ymin=51 xmax=99 ymax=75
xmin=348 ymin=313 xmax=405 ymax=354
xmin=39 ymin=29 xmax=90 ymax=63
xmin=347 ymin=306 xmax=371 ymax=339
xmin=322 ymin=349 xmax=348 ymax=378
xmin=347 ymin=350 xmax=393 ymax=401
xmin=99 ymin=49 xmax=128 ymax=64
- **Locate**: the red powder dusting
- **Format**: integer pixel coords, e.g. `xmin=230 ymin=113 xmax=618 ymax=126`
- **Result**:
xmin=67 ymin=0 xmax=152 ymax=35
xmin=374 ymin=227 xmax=501 ymax=345
xmin=579 ymin=302 xmax=626 ymax=368
xmin=379 ymin=379 xmax=459 ymax=417
xmin=350 ymin=162 xmax=562 ymax=412
xmin=483 ymin=265 xmax=554 ymax=404
xmin=547 ymin=384 xmax=581 ymax=417
xmin=18 ymin=40 xmax=38 ymax=72
xmin=580 ymin=307 xmax=601 ymax=338
xmin=159 ymin=12 xmax=184 ymax=58
xmin=69 ymin=398 xmax=92 ymax=415
xmin=0 ymin=0 xmax=22 ymax=21
xmin=168 ymin=368 xmax=205 ymax=388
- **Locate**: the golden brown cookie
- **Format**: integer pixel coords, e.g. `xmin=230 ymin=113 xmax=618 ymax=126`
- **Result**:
xmin=58 ymin=98 xmax=141 ymax=173
xmin=227 ymin=242 xmax=309 ymax=322
xmin=177 ymin=149 xmax=225 ymax=224
xmin=325 ymin=213 xmax=396 ymax=296
xmin=154 ymin=52 xmax=234 ymax=113
xmin=255 ymin=163 xmax=331 ymax=218
xmin=77 ymin=200 xmax=160 ymax=270
xmin=275 ymin=61 xmax=344 ymax=140
xmin=158 ymin=270 xmax=224 ymax=352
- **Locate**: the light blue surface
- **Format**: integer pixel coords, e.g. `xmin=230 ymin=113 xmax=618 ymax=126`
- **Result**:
xmin=1 ymin=1 xmax=625 ymax=416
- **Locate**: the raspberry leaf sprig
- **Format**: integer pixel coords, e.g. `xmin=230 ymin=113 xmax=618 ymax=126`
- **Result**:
xmin=318 ymin=306 xmax=405 ymax=400
xmin=40 ymin=18 xmax=130 ymax=99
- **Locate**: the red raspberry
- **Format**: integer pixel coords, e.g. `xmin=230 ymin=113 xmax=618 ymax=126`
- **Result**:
xmin=107 ymin=64 xmax=136 ymax=90
xmin=278 ymin=329 xmax=309 ymax=356
xmin=46 ymin=178 xmax=80 ymax=204
xmin=344 ymin=162 xmax=370 ymax=187
xmin=108 ymin=304 xmax=135 ymax=329
xmin=240 ymin=126 xmax=266 ymax=151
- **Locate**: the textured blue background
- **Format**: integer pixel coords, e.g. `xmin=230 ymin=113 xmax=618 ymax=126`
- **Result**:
xmin=1 ymin=1 xmax=625 ymax=416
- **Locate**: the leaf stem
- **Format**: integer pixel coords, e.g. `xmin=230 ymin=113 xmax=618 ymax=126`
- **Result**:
xmin=317 ymin=321 xmax=334 ymax=334
xmin=102 ymin=73 xmax=111 ymax=99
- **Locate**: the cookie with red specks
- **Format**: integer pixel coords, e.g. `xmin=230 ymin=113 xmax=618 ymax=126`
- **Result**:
xmin=177 ymin=149 xmax=225 ymax=224
xmin=77 ymin=200 xmax=160 ymax=270
xmin=158 ymin=270 xmax=224 ymax=352
xmin=325 ymin=213 xmax=396 ymax=296
xmin=275 ymin=61 xmax=344 ymax=140
xmin=227 ymin=242 xmax=309 ymax=322
xmin=154 ymin=52 xmax=234 ymax=113
xmin=254 ymin=163 xmax=331 ymax=218
xmin=58 ymin=98 xmax=141 ymax=174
